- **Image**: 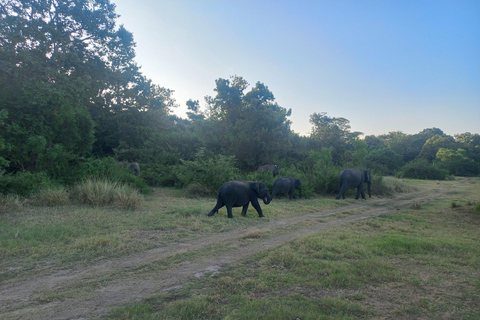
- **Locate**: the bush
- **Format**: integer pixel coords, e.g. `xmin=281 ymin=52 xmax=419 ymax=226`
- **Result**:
xmin=0 ymin=171 xmax=57 ymax=196
xmin=374 ymin=176 xmax=413 ymax=196
xmin=174 ymin=149 xmax=240 ymax=194
xmin=397 ymin=160 xmax=449 ymax=180
xmin=0 ymin=194 xmax=22 ymax=212
xmin=28 ymin=187 xmax=70 ymax=207
xmin=296 ymin=149 xmax=339 ymax=196
xmin=71 ymin=178 xmax=142 ymax=210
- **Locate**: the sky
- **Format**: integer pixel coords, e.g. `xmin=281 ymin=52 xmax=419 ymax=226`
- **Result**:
xmin=112 ymin=0 xmax=480 ymax=137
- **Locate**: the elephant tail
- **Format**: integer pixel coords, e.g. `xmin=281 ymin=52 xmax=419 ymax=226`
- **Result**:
xmin=207 ymin=199 xmax=223 ymax=216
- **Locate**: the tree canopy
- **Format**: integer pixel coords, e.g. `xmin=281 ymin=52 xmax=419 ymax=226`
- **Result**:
xmin=0 ymin=0 xmax=479 ymax=191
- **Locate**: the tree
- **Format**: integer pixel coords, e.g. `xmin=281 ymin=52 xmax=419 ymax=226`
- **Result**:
xmin=309 ymin=112 xmax=361 ymax=164
xmin=0 ymin=0 xmax=174 ymax=177
xmin=205 ymin=76 xmax=293 ymax=169
xmin=418 ymin=135 xmax=457 ymax=162
xmin=436 ymin=148 xmax=479 ymax=176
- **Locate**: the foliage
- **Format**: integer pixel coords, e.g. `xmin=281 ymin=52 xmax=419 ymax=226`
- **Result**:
xmin=205 ymin=76 xmax=292 ymax=169
xmin=71 ymin=178 xmax=142 ymax=210
xmin=174 ymin=149 xmax=240 ymax=194
xmin=436 ymin=148 xmax=479 ymax=176
xmin=365 ymin=147 xmax=404 ymax=175
xmin=418 ymin=134 xmax=457 ymax=162
xmin=309 ymin=112 xmax=362 ymax=164
xmin=0 ymin=171 xmax=57 ymax=196
xmin=295 ymin=148 xmax=339 ymax=195
xmin=0 ymin=194 xmax=22 ymax=213
xmin=1 ymin=0 xmax=479 ymax=194
xmin=28 ymin=187 xmax=71 ymax=207
xmin=397 ymin=159 xmax=450 ymax=180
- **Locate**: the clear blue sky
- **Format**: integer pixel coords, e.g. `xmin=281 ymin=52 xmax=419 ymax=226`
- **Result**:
xmin=113 ymin=0 xmax=480 ymax=137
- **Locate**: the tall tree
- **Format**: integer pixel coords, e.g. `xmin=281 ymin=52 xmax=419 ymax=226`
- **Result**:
xmin=309 ymin=112 xmax=361 ymax=164
xmin=0 ymin=0 xmax=174 ymax=174
xmin=205 ymin=76 xmax=292 ymax=169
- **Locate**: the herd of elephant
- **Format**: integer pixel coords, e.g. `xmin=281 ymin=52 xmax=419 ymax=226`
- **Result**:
xmin=208 ymin=166 xmax=372 ymax=218
xmin=115 ymin=161 xmax=372 ymax=219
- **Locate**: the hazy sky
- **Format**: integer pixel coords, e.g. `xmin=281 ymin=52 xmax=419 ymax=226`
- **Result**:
xmin=113 ymin=0 xmax=480 ymax=137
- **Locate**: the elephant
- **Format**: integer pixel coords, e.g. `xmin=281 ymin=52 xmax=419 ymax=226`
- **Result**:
xmin=336 ymin=168 xmax=371 ymax=200
xmin=116 ymin=161 xmax=141 ymax=176
xmin=271 ymin=177 xmax=302 ymax=199
xmin=208 ymin=180 xmax=272 ymax=218
xmin=257 ymin=164 xmax=279 ymax=177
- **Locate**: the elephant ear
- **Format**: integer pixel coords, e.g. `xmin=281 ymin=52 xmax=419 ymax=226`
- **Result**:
xmin=252 ymin=182 xmax=260 ymax=195
xmin=365 ymin=169 xmax=371 ymax=182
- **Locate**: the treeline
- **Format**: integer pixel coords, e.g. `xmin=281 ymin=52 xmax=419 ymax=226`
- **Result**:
xmin=1 ymin=1 xmax=479 ymax=197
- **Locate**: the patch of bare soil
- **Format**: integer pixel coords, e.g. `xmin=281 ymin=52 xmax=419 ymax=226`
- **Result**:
xmin=0 ymin=189 xmax=444 ymax=320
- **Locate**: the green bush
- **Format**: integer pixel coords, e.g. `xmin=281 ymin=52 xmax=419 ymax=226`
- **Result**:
xmin=397 ymin=160 xmax=449 ymax=180
xmin=0 ymin=171 xmax=57 ymax=196
xmin=174 ymin=149 xmax=240 ymax=194
xmin=296 ymin=149 xmax=339 ymax=195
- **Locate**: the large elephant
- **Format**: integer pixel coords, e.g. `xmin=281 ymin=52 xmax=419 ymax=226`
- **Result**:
xmin=271 ymin=177 xmax=302 ymax=199
xmin=208 ymin=180 xmax=272 ymax=218
xmin=257 ymin=164 xmax=279 ymax=177
xmin=336 ymin=168 xmax=371 ymax=200
xmin=116 ymin=161 xmax=141 ymax=176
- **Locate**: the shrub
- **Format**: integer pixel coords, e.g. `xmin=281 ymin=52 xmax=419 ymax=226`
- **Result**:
xmin=0 ymin=194 xmax=22 ymax=212
xmin=0 ymin=171 xmax=57 ymax=196
xmin=114 ymin=184 xmax=143 ymax=210
xmin=185 ymin=183 xmax=213 ymax=197
xmin=296 ymin=149 xmax=339 ymax=195
xmin=375 ymin=176 xmax=413 ymax=196
xmin=71 ymin=178 xmax=142 ymax=210
xmin=174 ymin=149 xmax=240 ymax=194
xmin=29 ymin=187 xmax=70 ymax=207
xmin=397 ymin=160 xmax=449 ymax=180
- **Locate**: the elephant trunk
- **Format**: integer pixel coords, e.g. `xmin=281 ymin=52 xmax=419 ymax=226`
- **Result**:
xmin=367 ymin=182 xmax=372 ymax=198
xmin=263 ymin=194 xmax=272 ymax=205
xmin=299 ymin=188 xmax=302 ymax=199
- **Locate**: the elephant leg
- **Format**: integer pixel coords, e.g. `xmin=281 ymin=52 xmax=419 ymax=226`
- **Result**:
xmin=241 ymin=203 xmax=249 ymax=216
xmin=250 ymin=199 xmax=264 ymax=217
xmin=289 ymin=188 xmax=295 ymax=199
xmin=355 ymin=187 xmax=362 ymax=200
xmin=226 ymin=205 xmax=234 ymax=218
xmin=336 ymin=185 xmax=347 ymax=200
xmin=360 ymin=188 xmax=366 ymax=200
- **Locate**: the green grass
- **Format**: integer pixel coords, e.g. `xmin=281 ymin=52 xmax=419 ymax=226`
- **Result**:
xmin=1 ymin=177 xmax=479 ymax=319
xmin=105 ymin=177 xmax=480 ymax=320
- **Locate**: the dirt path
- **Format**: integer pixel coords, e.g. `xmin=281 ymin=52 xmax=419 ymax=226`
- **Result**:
xmin=0 ymin=188 xmax=443 ymax=320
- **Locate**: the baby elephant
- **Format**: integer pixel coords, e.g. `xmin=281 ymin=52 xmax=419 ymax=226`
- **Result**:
xmin=271 ymin=177 xmax=302 ymax=199
xmin=208 ymin=180 xmax=272 ymax=218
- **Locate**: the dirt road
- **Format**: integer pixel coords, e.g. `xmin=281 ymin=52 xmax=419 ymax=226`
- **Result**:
xmin=0 ymin=189 xmax=443 ymax=320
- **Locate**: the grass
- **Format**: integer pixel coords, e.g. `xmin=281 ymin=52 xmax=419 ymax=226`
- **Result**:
xmin=1 ymin=177 xmax=479 ymax=319
xmin=105 ymin=177 xmax=480 ymax=320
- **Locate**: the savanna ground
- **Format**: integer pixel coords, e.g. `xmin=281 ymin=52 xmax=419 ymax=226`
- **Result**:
xmin=1 ymin=177 xmax=479 ymax=320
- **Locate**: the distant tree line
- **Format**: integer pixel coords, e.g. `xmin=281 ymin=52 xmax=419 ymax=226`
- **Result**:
xmin=1 ymin=0 xmax=479 ymax=196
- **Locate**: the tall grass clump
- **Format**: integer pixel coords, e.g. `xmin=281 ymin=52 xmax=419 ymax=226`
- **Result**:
xmin=0 ymin=194 xmax=22 ymax=212
xmin=72 ymin=178 xmax=117 ymax=206
xmin=114 ymin=184 xmax=143 ymax=210
xmin=72 ymin=178 xmax=142 ymax=210
xmin=28 ymin=187 xmax=70 ymax=207
xmin=174 ymin=148 xmax=240 ymax=195
xmin=374 ymin=176 xmax=413 ymax=196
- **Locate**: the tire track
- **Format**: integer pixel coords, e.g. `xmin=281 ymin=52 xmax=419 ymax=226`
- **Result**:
xmin=1 ymin=188 xmax=443 ymax=320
